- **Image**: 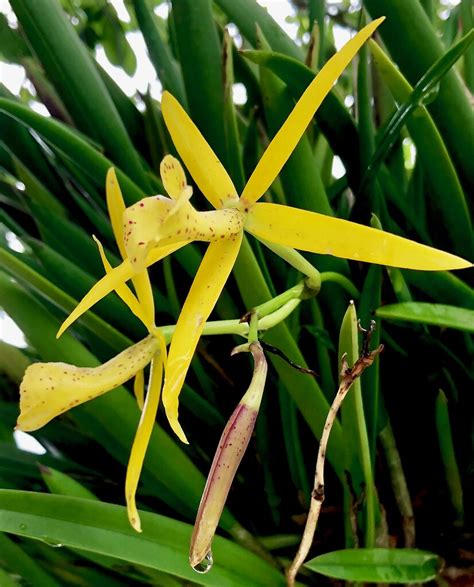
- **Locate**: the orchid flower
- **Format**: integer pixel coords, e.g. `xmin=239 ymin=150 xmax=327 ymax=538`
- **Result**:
xmin=17 ymin=169 xmax=170 ymax=533
xmin=54 ymin=17 xmax=470 ymax=447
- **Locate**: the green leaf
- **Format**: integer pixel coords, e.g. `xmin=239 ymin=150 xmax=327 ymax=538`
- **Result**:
xmin=40 ymin=466 xmax=97 ymax=501
xmin=0 ymin=532 xmax=62 ymax=587
xmin=172 ymin=0 xmax=227 ymax=163
xmin=0 ymin=99 xmax=146 ymax=206
xmin=0 ymin=13 xmax=31 ymax=62
xmin=216 ymin=0 xmax=302 ymax=61
xmin=132 ymin=0 xmax=187 ymax=107
xmin=376 ymin=302 xmax=474 ymax=332
xmin=338 ymin=302 xmax=377 ymax=546
xmin=363 ymin=0 xmax=474 ymax=187
xmin=9 ymin=0 xmax=149 ymax=190
xmin=0 ymin=491 xmax=285 ymax=586
xmin=364 ymin=32 xmax=474 ymax=259
xmin=306 ymin=548 xmax=440 ymax=583
xmin=435 ymin=391 xmax=463 ymax=526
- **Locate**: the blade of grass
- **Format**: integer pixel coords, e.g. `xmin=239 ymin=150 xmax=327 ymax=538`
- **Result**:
xmin=339 ymin=302 xmax=377 ymax=547
xmin=9 ymin=0 xmax=150 ymax=191
xmin=435 ymin=390 xmax=464 ymax=526
xmin=376 ymin=303 xmax=474 ymax=333
xmin=0 ymin=491 xmax=285 ymax=586
xmin=367 ymin=37 xmax=472 ymax=258
xmin=0 ymin=532 xmax=62 ymax=587
xmin=133 ymin=0 xmax=187 ymax=108
xmin=0 ymin=246 xmax=133 ymax=352
xmin=172 ymin=0 xmax=227 ymax=164
xmin=0 ymin=99 xmax=146 ymax=205
xmin=363 ymin=0 xmax=474 ymax=187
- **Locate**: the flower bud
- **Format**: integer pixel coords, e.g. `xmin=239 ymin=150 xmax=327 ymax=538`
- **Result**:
xmin=189 ymin=342 xmax=267 ymax=571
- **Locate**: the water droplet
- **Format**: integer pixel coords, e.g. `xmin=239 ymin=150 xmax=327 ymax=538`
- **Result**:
xmin=420 ymin=82 xmax=440 ymax=106
xmin=40 ymin=536 xmax=63 ymax=548
xmin=192 ymin=550 xmax=213 ymax=574
xmin=19 ymin=523 xmax=27 ymax=531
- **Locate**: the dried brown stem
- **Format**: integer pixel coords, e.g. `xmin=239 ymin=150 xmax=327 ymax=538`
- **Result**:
xmin=286 ymin=344 xmax=384 ymax=587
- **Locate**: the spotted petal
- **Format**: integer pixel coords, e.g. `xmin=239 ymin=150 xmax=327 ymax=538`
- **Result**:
xmin=162 ymin=232 xmax=244 ymax=442
xmin=160 ymin=154 xmax=190 ymax=200
xmin=246 ymin=203 xmax=472 ymax=270
xmin=240 ymin=18 xmax=385 ymax=206
xmin=17 ymin=336 xmax=159 ymax=432
xmin=161 ymin=91 xmax=238 ymax=209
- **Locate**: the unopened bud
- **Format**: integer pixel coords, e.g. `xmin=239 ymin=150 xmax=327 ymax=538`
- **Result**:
xmin=189 ymin=342 xmax=267 ymax=571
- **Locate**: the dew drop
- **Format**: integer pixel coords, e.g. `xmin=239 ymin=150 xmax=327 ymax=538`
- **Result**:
xmin=192 ymin=550 xmax=213 ymax=574
xmin=19 ymin=523 xmax=27 ymax=531
xmin=40 ymin=536 xmax=63 ymax=548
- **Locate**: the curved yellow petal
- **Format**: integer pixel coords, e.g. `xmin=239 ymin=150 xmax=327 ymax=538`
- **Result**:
xmin=93 ymin=235 xmax=149 ymax=328
xmin=246 ymin=203 xmax=472 ymax=271
xmin=133 ymin=369 xmax=145 ymax=411
xmin=161 ymin=91 xmax=238 ymax=209
xmin=125 ymin=350 xmax=163 ymax=532
xmin=57 ymin=242 xmax=188 ymax=338
xmin=17 ymin=336 xmax=159 ymax=432
xmin=107 ymin=169 xmax=155 ymax=326
xmin=162 ymin=232 xmax=243 ymax=442
xmin=240 ymin=18 xmax=385 ymax=206
xmin=160 ymin=155 xmax=189 ymax=200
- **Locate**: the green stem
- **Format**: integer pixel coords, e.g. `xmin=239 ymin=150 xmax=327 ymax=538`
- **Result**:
xmin=257 ymin=238 xmax=321 ymax=291
xmin=320 ymin=272 xmax=360 ymax=299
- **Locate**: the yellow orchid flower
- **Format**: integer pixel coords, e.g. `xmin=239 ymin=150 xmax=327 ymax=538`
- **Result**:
xmin=56 ymin=17 xmax=471 ymax=447
xmin=16 ymin=169 xmax=170 ymax=533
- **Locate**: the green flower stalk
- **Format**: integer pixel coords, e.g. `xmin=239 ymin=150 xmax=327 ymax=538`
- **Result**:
xmin=189 ymin=341 xmax=267 ymax=572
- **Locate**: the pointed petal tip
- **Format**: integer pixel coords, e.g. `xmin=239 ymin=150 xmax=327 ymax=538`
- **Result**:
xmin=127 ymin=506 xmax=142 ymax=533
xmin=169 ymin=416 xmax=189 ymax=444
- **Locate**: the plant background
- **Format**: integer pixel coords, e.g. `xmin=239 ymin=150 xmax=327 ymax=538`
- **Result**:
xmin=0 ymin=0 xmax=472 ymax=585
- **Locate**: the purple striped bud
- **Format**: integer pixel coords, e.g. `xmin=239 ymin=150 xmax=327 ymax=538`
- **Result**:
xmin=189 ymin=341 xmax=267 ymax=572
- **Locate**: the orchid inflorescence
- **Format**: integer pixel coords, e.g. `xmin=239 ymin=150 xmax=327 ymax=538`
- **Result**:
xmin=16 ymin=17 xmax=470 ymax=549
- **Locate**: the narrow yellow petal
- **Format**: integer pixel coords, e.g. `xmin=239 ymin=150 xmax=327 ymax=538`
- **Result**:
xmin=240 ymin=18 xmax=385 ymax=205
xmin=93 ymin=235 xmax=149 ymax=328
xmin=107 ymin=169 xmax=156 ymax=325
xmin=57 ymin=259 xmax=134 ymax=338
xmin=246 ymin=203 xmax=472 ymax=271
xmin=57 ymin=242 xmax=187 ymax=338
xmin=131 ymin=271 xmax=155 ymax=330
xmin=161 ymin=91 xmax=238 ymax=209
xmin=162 ymin=233 xmax=243 ymax=442
xmin=106 ymin=168 xmax=127 ymax=259
xmin=125 ymin=351 xmax=163 ymax=532
xmin=160 ymin=155 xmax=189 ymax=200
xmin=134 ymin=369 xmax=145 ymax=411
xmin=17 ymin=336 xmax=159 ymax=432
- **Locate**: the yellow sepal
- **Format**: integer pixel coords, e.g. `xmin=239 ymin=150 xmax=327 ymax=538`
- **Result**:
xmin=240 ymin=18 xmax=385 ymax=205
xmin=125 ymin=350 xmax=163 ymax=532
xmin=162 ymin=233 xmax=243 ymax=442
xmin=246 ymin=203 xmax=472 ymax=270
xmin=161 ymin=91 xmax=238 ymax=209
